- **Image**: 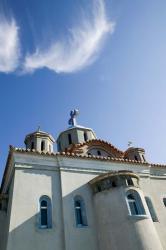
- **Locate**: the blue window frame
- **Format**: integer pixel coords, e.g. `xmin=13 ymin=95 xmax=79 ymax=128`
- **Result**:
xmin=74 ymin=196 xmax=87 ymax=227
xmin=39 ymin=196 xmax=52 ymax=229
xmin=126 ymin=190 xmax=146 ymax=216
xmin=145 ymin=196 xmax=158 ymax=222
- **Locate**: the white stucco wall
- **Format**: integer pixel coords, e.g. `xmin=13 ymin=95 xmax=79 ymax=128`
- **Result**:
xmin=140 ymin=175 xmax=166 ymax=249
xmin=0 ymin=176 xmax=15 ymax=250
xmin=1 ymin=152 xmax=166 ymax=250
xmin=60 ymin=171 xmax=99 ymax=250
xmin=5 ymin=166 xmax=65 ymax=250
xmin=94 ymin=186 xmax=163 ymax=250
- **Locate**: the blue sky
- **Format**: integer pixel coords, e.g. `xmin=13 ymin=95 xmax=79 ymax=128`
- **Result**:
xmin=1 ymin=0 xmax=166 ymax=181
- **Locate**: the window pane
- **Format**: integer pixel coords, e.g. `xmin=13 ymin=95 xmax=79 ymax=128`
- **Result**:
xmin=127 ymin=178 xmax=133 ymax=186
xmin=128 ymin=194 xmax=134 ymax=199
xmin=112 ymin=181 xmax=116 ymax=187
xmin=142 ymin=155 xmax=146 ymax=162
xmin=41 ymin=208 xmax=48 ymax=226
xmin=163 ymin=198 xmax=166 ymax=207
xmin=31 ymin=142 xmax=34 ymax=150
xmin=76 ymin=208 xmax=83 ymax=225
xmin=58 ymin=142 xmax=61 ymax=151
xmin=75 ymin=200 xmax=83 ymax=225
xmin=127 ymin=191 xmax=145 ymax=216
xmin=41 ymin=200 xmax=47 ymax=207
xmin=97 ymin=150 xmax=101 ymax=156
xmin=129 ymin=200 xmax=139 ymax=215
xmin=41 ymin=141 xmax=45 ymax=151
xmin=134 ymin=155 xmax=138 ymax=161
xmin=68 ymin=134 xmax=72 ymax=144
xmin=39 ymin=196 xmax=52 ymax=229
xmin=75 ymin=200 xmax=81 ymax=208
xmin=74 ymin=197 xmax=87 ymax=226
xmin=84 ymin=132 xmax=88 ymax=141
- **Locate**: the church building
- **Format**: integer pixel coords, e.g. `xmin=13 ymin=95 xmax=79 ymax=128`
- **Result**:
xmin=0 ymin=110 xmax=166 ymax=250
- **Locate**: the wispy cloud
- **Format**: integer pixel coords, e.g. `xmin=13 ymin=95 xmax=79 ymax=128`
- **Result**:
xmin=23 ymin=0 xmax=115 ymax=74
xmin=0 ymin=16 xmax=20 ymax=73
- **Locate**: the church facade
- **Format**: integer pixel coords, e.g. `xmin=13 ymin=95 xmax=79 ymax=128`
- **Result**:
xmin=0 ymin=110 xmax=166 ymax=250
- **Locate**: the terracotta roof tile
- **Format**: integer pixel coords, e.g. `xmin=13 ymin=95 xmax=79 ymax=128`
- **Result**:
xmin=10 ymin=146 xmax=148 ymax=165
xmin=75 ymin=139 xmax=124 ymax=154
xmin=6 ymin=145 xmax=166 ymax=174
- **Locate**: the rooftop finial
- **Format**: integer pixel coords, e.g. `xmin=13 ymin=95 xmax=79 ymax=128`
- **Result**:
xmin=128 ymin=141 xmax=133 ymax=147
xmin=37 ymin=126 xmax=41 ymax=132
xmin=68 ymin=109 xmax=79 ymax=127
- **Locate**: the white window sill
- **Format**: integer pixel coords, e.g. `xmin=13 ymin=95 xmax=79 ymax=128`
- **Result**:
xmin=76 ymin=224 xmax=88 ymax=228
xmin=37 ymin=226 xmax=53 ymax=231
xmin=127 ymin=214 xmax=149 ymax=220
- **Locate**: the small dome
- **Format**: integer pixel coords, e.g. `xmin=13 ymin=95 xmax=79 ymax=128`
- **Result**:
xmin=24 ymin=127 xmax=55 ymax=153
xmin=124 ymin=147 xmax=146 ymax=162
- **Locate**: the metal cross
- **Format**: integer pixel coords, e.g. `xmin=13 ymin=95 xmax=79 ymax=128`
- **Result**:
xmin=68 ymin=109 xmax=79 ymax=126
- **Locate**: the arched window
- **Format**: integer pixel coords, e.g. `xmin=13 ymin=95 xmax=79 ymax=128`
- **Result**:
xmin=134 ymin=155 xmax=138 ymax=161
xmin=112 ymin=180 xmax=117 ymax=187
xmin=126 ymin=177 xmax=133 ymax=186
xmin=126 ymin=190 xmax=145 ymax=216
xmin=41 ymin=141 xmax=45 ymax=151
xmin=145 ymin=196 xmax=158 ymax=222
xmin=163 ymin=197 xmax=166 ymax=207
xmin=31 ymin=142 xmax=34 ymax=150
xmin=39 ymin=196 xmax=52 ymax=229
xmin=68 ymin=134 xmax=72 ymax=145
xmin=97 ymin=150 xmax=101 ymax=156
xmin=74 ymin=196 xmax=87 ymax=227
xmin=142 ymin=155 xmax=146 ymax=162
xmin=84 ymin=132 xmax=88 ymax=142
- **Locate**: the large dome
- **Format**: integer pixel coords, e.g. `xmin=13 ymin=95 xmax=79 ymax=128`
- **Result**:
xmin=56 ymin=110 xmax=96 ymax=152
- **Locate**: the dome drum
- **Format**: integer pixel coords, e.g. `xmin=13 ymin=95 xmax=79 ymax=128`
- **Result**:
xmin=57 ymin=127 xmax=96 ymax=152
xmin=124 ymin=147 xmax=146 ymax=162
xmin=24 ymin=129 xmax=55 ymax=153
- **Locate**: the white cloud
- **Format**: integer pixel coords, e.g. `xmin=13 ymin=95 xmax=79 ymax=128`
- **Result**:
xmin=23 ymin=0 xmax=115 ymax=74
xmin=0 ymin=17 xmax=20 ymax=73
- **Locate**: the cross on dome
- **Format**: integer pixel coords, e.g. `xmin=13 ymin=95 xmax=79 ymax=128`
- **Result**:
xmin=68 ymin=109 xmax=79 ymax=127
